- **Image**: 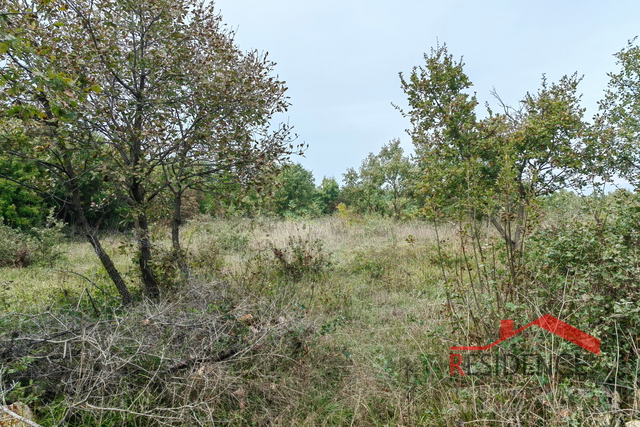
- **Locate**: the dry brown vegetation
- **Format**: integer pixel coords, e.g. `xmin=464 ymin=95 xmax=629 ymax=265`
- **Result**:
xmin=1 ymin=213 xmax=639 ymax=426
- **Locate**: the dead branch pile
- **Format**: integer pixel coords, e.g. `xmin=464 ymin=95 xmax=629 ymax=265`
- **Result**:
xmin=0 ymin=282 xmax=315 ymax=426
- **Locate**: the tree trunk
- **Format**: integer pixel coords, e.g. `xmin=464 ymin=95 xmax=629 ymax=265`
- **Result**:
xmin=136 ymin=210 xmax=160 ymax=300
xmin=69 ymin=172 xmax=132 ymax=305
xmin=82 ymin=220 xmax=133 ymax=306
xmin=131 ymin=180 xmax=161 ymax=300
xmin=490 ymin=216 xmax=516 ymax=249
xmin=171 ymin=190 xmax=190 ymax=279
xmin=35 ymin=81 xmax=133 ymax=304
xmin=126 ymin=69 xmax=160 ymax=299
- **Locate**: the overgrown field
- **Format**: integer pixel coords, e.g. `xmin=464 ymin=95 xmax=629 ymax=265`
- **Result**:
xmin=1 ymin=193 xmax=639 ymax=426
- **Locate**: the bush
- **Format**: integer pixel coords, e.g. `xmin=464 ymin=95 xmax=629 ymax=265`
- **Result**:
xmin=271 ymin=236 xmax=332 ymax=282
xmin=0 ymin=225 xmax=33 ymax=267
xmin=0 ymin=212 xmax=65 ymax=268
xmin=527 ymin=190 xmax=640 ymax=398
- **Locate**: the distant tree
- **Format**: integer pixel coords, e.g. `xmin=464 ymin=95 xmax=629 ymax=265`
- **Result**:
xmin=272 ymin=163 xmax=318 ymax=217
xmin=340 ymin=140 xmax=415 ymax=217
xmin=316 ymin=176 xmax=340 ymax=214
xmin=376 ymin=139 xmax=416 ymax=218
xmin=341 ymin=157 xmax=385 ymax=215
xmin=0 ymin=154 xmax=47 ymax=229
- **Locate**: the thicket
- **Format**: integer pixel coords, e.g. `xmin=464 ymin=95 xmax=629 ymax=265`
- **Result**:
xmin=0 ymin=282 xmax=319 ymax=426
xmin=531 ymin=190 xmax=640 ymax=385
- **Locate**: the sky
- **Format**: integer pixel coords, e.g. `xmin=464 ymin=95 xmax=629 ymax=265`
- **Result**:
xmin=214 ymin=0 xmax=640 ymax=184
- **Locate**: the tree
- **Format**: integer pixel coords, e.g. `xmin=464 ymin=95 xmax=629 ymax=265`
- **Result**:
xmin=341 ymin=156 xmax=386 ymax=214
xmin=272 ymin=163 xmax=318 ymax=217
xmin=599 ymin=38 xmax=640 ymax=187
xmin=397 ymin=44 xmax=483 ymax=217
xmin=0 ymin=5 xmax=135 ymax=304
xmin=340 ymin=140 xmax=415 ymax=217
xmin=316 ymin=176 xmax=340 ymax=214
xmin=0 ymin=0 xmax=299 ymax=301
xmin=398 ymin=44 xmax=590 ymax=250
xmin=375 ymin=139 xmax=416 ymax=218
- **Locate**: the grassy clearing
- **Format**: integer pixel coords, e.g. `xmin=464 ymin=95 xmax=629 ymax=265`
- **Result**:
xmin=0 ymin=233 xmax=140 ymax=311
xmin=1 ymin=214 xmax=639 ymax=426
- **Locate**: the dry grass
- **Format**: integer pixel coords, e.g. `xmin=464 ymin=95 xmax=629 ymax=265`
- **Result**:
xmin=0 ymin=234 xmax=139 ymax=311
xmin=1 ymin=214 xmax=638 ymax=426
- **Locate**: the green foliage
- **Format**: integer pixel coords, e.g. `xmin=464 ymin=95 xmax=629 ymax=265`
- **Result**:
xmin=341 ymin=162 xmax=386 ymax=214
xmin=340 ymin=139 xmax=417 ymax=217
xmin=599 ymin=38 xmax=640 ymax=186
xmin=198 ymin=181 xmax=266 ymax=218
xmin=376 ymin=139 xmax=418 ymax=218
xmin=0 ymin=223 xmax=33 ymax=267
xmin=316 ymin=176 xmax=340 ymax=214
xmin=0 ymin=211 xmax=65 ymax=268
xmin=398 ymin=44 xmax=483 ymax=216
xmin=399 ymin=45 xmax=596 ymax=343
xmin=0 ymin=155 xmax=48 ymax=229
xmin=528 ymin=190 xmax=640 ymax=389
xmin=1 ymin=0 xmax=301 ymax=301
xmin=399 ymin=43 xmax=591 ymax=239
xmin=272 ymin=163 xmax=320 ymax=217
xmin=530 ymin=191 xmax=640 ymax=333
xmin=512 ymin=74 xmax=590 ymax=193
xmin=538 ymin=189 xmax=588 ymax=222
xmin=29 ymin=211 xmax=67 ymax=265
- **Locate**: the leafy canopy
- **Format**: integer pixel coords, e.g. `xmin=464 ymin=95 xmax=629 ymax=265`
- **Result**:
xmin=399 ymin=44 xmax=591 ymax=219
xmin=599 ymin=38 xmax=640 ymax=187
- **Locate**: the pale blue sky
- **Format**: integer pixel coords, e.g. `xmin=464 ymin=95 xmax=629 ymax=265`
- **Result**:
xmin=215 ymin=0 xmax=640 ymax=184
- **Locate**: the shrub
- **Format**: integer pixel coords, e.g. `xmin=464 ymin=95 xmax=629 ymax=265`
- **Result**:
xmin=0 ymin=212 xmax=65 ymax=268
xmin=0 ymin=222 xmax=34 ymax=267
xmin=527 ymin=190 xmax=640 ymax=399
xmin=28 ymin=212 xmax=66 ymax=266
xmin=0 ymin=155 xmax=49 ymax=230
xmin=271 ymin=236 xmax=332 ymax=282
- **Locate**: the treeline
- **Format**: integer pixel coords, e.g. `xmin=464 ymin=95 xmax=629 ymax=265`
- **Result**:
xmin=1 ymin=138 xmax=419 ymax=226
xmin=202 ymin=138 xmax=420 ymax=219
